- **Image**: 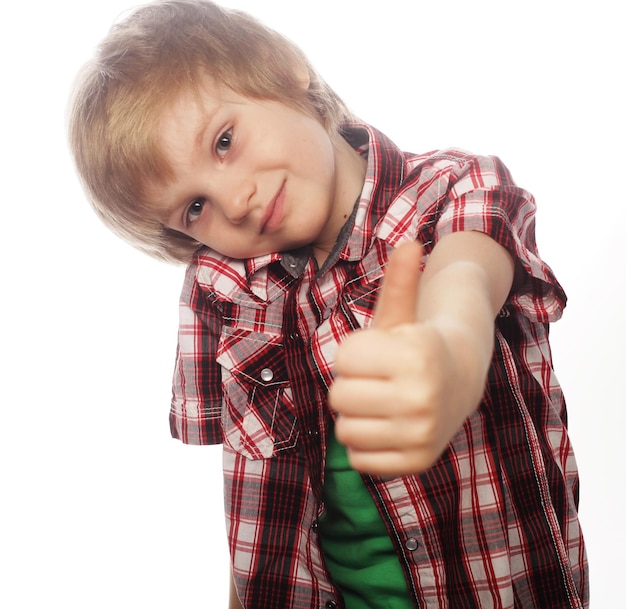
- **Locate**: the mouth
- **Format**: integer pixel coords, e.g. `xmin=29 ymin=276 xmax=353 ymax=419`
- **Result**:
xmin=260 ymin=181 xmax=286 ymax=234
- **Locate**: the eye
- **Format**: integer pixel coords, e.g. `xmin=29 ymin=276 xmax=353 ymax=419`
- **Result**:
xmin=186 ymin=198 xmax=205 ymax=224
xmin=216 ymin=129 xmax=233 ymax=158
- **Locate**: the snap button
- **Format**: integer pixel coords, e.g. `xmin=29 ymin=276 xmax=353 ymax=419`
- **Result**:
xmin=260 ymin=368 xmax=274 ymax=382
xmin=405 ymin=537 xmax=419 ymax=551
xmin=325 ymin=601 xmax=338 ymax=609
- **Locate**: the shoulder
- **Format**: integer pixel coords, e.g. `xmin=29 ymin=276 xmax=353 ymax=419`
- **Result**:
xmin=405 ymin=148 xmax=517 ymax=189
xmin=350 ymin=121 xmax=517 ymax=197
xmin=181 ymin=247 xmax=251 ymax=305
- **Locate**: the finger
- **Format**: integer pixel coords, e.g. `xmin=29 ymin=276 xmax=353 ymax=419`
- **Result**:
xmin=334 ymin=415 xmax=429 ymax=451
xmin=333 ymin=329 xmax=414 ymax=378
xmin=344 ymin=448 xmax=433 ymax=477
xmin=329 ymin=375 xmax=430 ymax=418
xmin=373 ymin=240 xmax=424 ymax=331
xmin=329 ymin=377 xmax=393 ymax=415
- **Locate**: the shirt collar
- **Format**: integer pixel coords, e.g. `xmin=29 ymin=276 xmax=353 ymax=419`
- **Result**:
xmin=241 ymin=122 xmax=407 ymax=291
xmin=340 ymin=123 xmax=406 ymax=262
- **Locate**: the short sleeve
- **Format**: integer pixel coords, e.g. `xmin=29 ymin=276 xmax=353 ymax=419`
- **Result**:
xmin=432 ymin=153 xmax=566 ymax=323
xmin=170 ymin=260 xmax=224 ymax=445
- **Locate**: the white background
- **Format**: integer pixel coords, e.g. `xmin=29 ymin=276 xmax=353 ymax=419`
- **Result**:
xmin=1 ymin=0 xmax=623 ymax=607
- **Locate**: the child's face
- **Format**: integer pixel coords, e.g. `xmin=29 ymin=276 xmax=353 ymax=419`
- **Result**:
xmin=148 ymin=81 xmax=365 ymax=260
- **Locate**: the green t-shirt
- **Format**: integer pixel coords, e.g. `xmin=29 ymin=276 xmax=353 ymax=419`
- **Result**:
xmin=318 ymin=424 xmax=413 ymax=609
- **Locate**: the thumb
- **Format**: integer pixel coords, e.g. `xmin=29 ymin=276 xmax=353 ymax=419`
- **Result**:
xmin=373 ymin=240 xmax=424 ymax=330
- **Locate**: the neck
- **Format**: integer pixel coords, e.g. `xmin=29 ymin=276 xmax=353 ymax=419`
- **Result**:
xmin=313 ymin=135 xmax=367 ymax=266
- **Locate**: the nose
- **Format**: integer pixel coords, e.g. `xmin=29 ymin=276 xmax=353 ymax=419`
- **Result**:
xmin=215 ymin=174 xmax=255 ymax=225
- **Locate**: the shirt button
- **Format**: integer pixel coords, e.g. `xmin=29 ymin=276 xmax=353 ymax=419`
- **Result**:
xmin=405 ymin=537 xmax=419 ymax=551
xmin=322 ymin=307 xmax=332 ymax=320
xmin=260 ymin=368 xmax=274 ymax=382
xmin=325 ymin=601 xmax=338 ymax=609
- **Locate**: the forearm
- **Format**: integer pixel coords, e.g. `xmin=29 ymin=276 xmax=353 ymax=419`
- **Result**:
xmin=417 ymin=231 xmax=515 ymax=411
xmin=330 ymin=232 xmax=516 ymax=476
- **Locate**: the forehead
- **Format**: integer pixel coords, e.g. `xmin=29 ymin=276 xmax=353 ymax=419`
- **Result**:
xmin=141 ymin=84 xmax=221 ymax=218
xmin=155 ymin=78 xmax=256 ymax=158
xmin=157 ymin=79 xmax=221 ymax=144
xmin=158 ymin=91 xmax=211 ymax=158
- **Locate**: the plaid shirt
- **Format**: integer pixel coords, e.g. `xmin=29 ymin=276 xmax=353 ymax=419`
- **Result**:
xmin=170 ymin=124 xmax=588 ymax=609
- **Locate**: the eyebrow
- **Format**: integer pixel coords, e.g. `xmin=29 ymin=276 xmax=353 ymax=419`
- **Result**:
xmin=152 ymin=107 xmax=216 ymax=227
xmin=194 ymin=113 xmax=214 ymax=154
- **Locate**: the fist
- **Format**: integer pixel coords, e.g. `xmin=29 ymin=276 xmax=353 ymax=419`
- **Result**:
xmin=328 ymin=241 xmax=465 ymax=477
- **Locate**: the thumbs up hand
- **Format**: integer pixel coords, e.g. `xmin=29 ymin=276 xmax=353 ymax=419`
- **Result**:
xmin=329 ymin=235 xmax=513 ymax=477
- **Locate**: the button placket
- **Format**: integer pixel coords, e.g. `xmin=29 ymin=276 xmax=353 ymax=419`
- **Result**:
xmin=404 ymin=537 xmax=419 ymax=551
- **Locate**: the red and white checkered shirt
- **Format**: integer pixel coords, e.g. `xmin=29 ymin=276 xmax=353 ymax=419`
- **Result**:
xmin=170 ymin=124 xmax=588 ymax=609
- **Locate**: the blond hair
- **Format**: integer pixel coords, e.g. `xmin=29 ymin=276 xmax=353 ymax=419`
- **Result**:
xmin=69 ymin=0 xmax=353 ymax=263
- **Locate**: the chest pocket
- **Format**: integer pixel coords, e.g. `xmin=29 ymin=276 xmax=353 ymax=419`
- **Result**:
xmin=216 ymin=327 xmax=298 ymax=459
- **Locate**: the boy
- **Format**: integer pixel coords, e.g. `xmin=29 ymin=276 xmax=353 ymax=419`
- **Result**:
xmin=69 ymin=1 xmax=588 ymax=607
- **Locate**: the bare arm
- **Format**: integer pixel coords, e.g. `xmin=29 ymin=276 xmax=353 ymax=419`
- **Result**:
xmin=329 ymin=232 xmax=515 ymax=476
xmin=415 ymin=230 xmax=515 ymax=413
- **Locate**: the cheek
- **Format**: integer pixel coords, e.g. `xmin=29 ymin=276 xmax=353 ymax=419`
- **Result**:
xmin=283 ymin=119 xmax=335 ymax=175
